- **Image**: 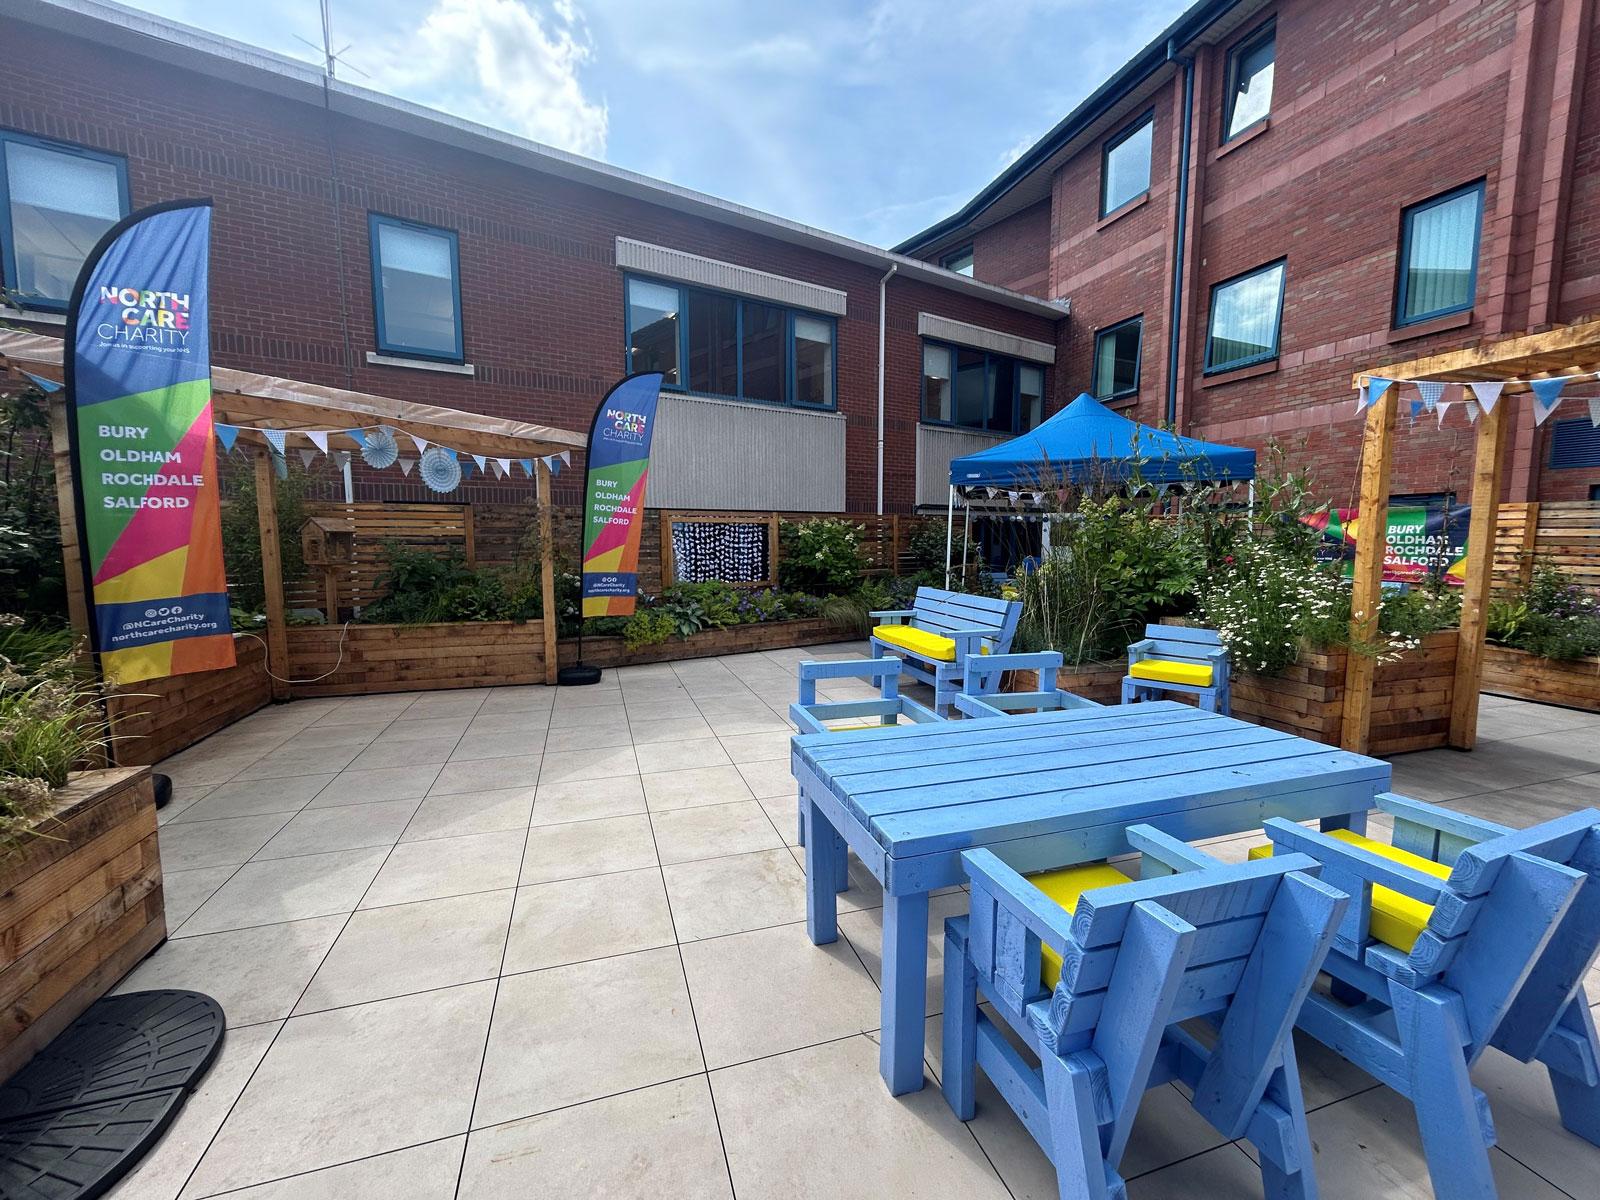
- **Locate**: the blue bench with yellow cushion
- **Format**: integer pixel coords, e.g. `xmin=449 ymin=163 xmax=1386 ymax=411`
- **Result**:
xmin=1121 ymin=623 xmax=1230 ymax=715
xmin=869 ymin=586 xmax=1020 ymax=716
xmin=1262 ymin=794 xmax=1600 ymax=1199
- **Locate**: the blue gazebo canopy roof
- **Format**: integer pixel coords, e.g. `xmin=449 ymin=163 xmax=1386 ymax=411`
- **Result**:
xmin=948 ymin=393 xmax=1256 ymax=489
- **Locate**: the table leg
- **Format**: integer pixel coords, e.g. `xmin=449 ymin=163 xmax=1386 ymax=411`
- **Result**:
xmin=880 ymin=889 xmax=930 ymax=1095
xmin=804 ymin=796 xmax=839 ymax=946
xmin=1320 ymin=810 xmax=1369 ymax=836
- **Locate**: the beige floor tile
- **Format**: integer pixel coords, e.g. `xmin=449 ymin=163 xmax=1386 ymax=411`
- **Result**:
xmin=159 ymin=812 xmax=293 ymax=872
xmin=232 ymin=744 xmax=364 ymax=779
xmin=633 ymin=736 xmax=731 ymax=774
xmin=429 ymin=753 xmax=542 ymax=794
xmin=473 ymin=947 xmax=703 ymax=1126
xmin=661 ymin=848 xmax=809 ymax=941
xmin=466 ymin=709 xmax=551 ymax=734
xmin=159 ymin=753 xmax=262 ymax=788
xmin=252 ymin=798 xmax=421 ymax=860
xmin=306 ymin=764 xmax=443 ymax=808
xmin=180 ymin=847 xmax=388 ymax=937
xmin=530 ymin=775 xmax=648 ymax=825
xmin=543 ymin=723 xmax=634 ymax=753
xmin=1122 ymin=1144 xmax=1273 ymax=1199
xmin=628 ymin=715 xmax=715 ymax=744
xmin=181 ymin=983 xmax=495 ymax=1197
xmin=650 ymin=800 xmax=782 ymax=865
xmin=503 ymin=867 xmax=676 ymax=972
xmin=711 ymin=1035 xmax=1009 ymax=1199
xmin=116 ymin=915 xmax=344 ymax=1028
xmin=449 ymin=729 xmax=548 ymax=761
xmin=458 ymin=1077 xmax=730 ymax=1199
xmin=213 ymin=1139 xmax=465 ymax=1199
xmin=297 ymin=889 xmax=514 ymax=1013
xmin=105 ymin=1021 xmax=281 ymax=1200
xmin=347 ymin=736 xmax=459 ymax=771
xmin=681 ymin=922 xmax=880 ymax=1068
xmin=641 ymin=764 xmax=753 ymax=811
xmin=539 ymin=745 xmax=638 ymax=784
xmin=717 ymin=729 xmax=793 ymax=763
xmin=275 ymin=720 xmax=391 ymax=749
xmin=161 ymin=864 xmax=237 ymax=932
xmin=375 ymin=715 xmax=471 ymax=741
xmin=477 ymin=686 xmax=555 ymax=714
xmin=172 ymin=774 xmax=335 ymax=823
xmin=360 ymin=829 xmax=525 ymax=908
xmin=1470 ymin=1044 xmax=1600 ymax=1200
xmin=735 ymin=758 xmax=795 ymax=799
xmin=520 ymin=812 xmax=658 ymax=883
xmin=400 ymin=787 xmax=536 ymax=842
xmin=758 ymin=794 xmax=802 ymax=847
xmin=548 ymin=702 xmax=629 ymax=728
xmin=839 ymin=890 xmax=970 ymax=1019
xmin=699 ymin=708 xmax=789 ymax=736
xmin=403 ymin=692 xmax=489 ymax=719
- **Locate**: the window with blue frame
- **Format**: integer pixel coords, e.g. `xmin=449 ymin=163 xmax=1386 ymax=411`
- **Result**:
xmin=1223 ymin=20 xmax=1275 ymax=143
xmin=623 ymin=275 xmax=836 ymax=408
xmin=0 ymin=131 xmax=129 ymax=312
xmin=1205 ymin=259 xmax=1286 ymax=373
xmin=1100 ymin=113 xmax=1153 ymax=217
xmin=1550 ymin=419 xmax=1600 ymax=470
xmin=1396 ymin=181 xmax=1484 ymax=326
xmin=1092 ymin=316 xmax=1142 ymax=400
xmin=368 ymin=214 xmax=463 ymax=362
xmin=921 ymin=340 xmax=1045 ymax=433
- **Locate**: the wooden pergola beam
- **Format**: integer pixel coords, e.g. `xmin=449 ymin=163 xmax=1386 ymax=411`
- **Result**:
xmin=1353 ymin=316 xmax=1600 ymax=393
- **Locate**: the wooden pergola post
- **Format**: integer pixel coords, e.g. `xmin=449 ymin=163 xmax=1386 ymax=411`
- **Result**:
xmin=536 ymin=459 xmax=558 ymax=685
xmin=253 ymin=449 xmax=291 ymax=701
xmin=45 ymin=396 xmax=93 ymax=654
xmin=1449 ymin=400 xmax=1509 ymax=749
xmin=1341 ymin=387 xmax=1397 ymax=754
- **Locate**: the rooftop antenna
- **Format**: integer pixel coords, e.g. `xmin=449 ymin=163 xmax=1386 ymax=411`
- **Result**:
xmin=292 ymin=0 xmax=368 ymax=80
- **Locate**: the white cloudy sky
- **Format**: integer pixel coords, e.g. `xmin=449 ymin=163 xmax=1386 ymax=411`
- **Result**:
xmin=116 ymin=0 xmax=1187 ymax=247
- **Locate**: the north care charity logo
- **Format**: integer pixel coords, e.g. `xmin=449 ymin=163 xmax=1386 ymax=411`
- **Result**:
xmin=96 ymin=285 xmax=194 ymax=349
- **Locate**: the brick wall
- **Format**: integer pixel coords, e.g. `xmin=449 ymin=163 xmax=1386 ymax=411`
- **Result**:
xmin=0 ymin=19 xmax=1058 ymax=514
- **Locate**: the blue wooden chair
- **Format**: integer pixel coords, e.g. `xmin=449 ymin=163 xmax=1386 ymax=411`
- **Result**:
xmin=1121 ymin=623 xmax=1230 ymax=715
xmin=943 ymin=824 xmax=1347 ymax=1200
xmin=1260 ymin=795 xmax=1600 ymax=1200
xmin=954 ymin=651 xmax=1102 ymax=719
xmin=870 ymin=586 xmax=1022 ymax=717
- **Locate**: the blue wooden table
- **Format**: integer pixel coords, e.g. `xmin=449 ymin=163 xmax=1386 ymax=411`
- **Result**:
xmin=791 ymin=700 xmax=1392 ymax=1095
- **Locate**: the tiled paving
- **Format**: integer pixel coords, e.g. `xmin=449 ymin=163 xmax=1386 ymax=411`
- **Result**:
xmin=105 ymin=647 xmax=1600 ymax=1199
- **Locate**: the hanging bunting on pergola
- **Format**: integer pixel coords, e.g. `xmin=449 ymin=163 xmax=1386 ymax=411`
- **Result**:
xmin=1354 ymin=370 xmax=1600 ymax=428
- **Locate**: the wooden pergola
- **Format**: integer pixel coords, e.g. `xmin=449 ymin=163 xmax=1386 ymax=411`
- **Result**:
xmin=0 ymin=330 xmax=587 ymax=691
xmin=1349 ymin=316 xmax=1600 ymax=753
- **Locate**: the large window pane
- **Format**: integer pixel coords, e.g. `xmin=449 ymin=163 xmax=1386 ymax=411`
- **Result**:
xmin=955 ymin=348 xmax=988 ymax=427
xmin=740 ymin=299 xmax=784 ymax=403
xmin=1225 ymin=25 xmax=1275 ymax=141
xmin=1206 ymin=262 xmax=1285 ymax=372
xmin=1019 ymin=365 xmax=1044 ymax=431
xmin=4 ymin=140 xmax=125 ymax=308
xmin=687 ymin=290 xmax=738 ymax=397
xmin=989 ymin=356 xmax=1017 ymax=433
xmin=627 ymin=278 xmax=680 ymax=385
xmin=374 ymin=220 xmax=461 ymax=358
xmin=1399 ymin=185 xmax=1483 ymax=324
xmin=1093 ymin=318 xmax=1142 ymax=399
xmin=923 ymin=344 xmax=953 ymax=422
xmin=794 ymin=314 xmax=833 ymax=406
xmin=1101 ymin=116 xmax=1152 ymax=215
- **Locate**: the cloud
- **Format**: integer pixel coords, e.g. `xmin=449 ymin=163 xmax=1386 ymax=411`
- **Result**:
xmin=366 ymin=0 xmax=607 ymax=158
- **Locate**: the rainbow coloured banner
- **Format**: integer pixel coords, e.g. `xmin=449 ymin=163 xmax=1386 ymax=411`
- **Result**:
xmin=1303 ymin=505 xmax=1470 ymax=586
xmin=580 ymin=373 xmax=663 ymax=618
xmin=67 ymin=200 xmax=233 ymax=684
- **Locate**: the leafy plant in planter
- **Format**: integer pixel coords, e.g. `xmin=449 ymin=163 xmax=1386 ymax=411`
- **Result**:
xmin=779 ymin=518 xmax=868 ymax=596
xmin=1489 ymin=563 xmax=1600 ymax=661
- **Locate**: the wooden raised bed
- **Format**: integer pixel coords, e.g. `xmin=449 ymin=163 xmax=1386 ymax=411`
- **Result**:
xmin=559 ymin=616 xmax=844 ymax=669
xmin=0 ymin=767 xmax=164 ymax=1081
xmin=107 ymin=635 xmax=273 ymax=765
xmin=1481 ymin=644 xmax=1600 ymax=711
xmin=1233 ymin=629 xmax=1459 ymax=757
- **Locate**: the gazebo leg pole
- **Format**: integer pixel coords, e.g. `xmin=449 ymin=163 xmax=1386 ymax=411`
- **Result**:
xmin=537 ymin=459 xmax=558 ymax=686
xmin=1341 ymin=389 xmax=1396 ymax=754
xmin=962 ymin=500 xmax=972 ymax=584
xmin=1449 ymin=401 xmax=1508 ymax=750
xmin=253 ymin=449 xmax=291 ymax=702
xmin=945 ymin=487 xmax=955 ymax=589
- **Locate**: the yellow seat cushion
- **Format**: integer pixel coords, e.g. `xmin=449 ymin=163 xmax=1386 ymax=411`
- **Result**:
xmin=1129 ymin=658 xmax=1213 ymax=687
xmin=1027 ymin=862 xmax=1134 ymax=988
xmin=1249 ymin=830 xmax=1450 ymax=952
xmin=872 ymin=624 xmax=989 ymax=662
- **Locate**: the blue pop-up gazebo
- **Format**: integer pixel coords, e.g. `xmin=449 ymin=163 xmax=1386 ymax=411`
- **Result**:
xmin=942 ymin=393 xmax=1256 ymax=582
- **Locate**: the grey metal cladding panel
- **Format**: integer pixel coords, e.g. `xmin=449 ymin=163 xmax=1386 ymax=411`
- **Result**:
xmin=917 ymin=423 xmax=1007 ymax=508
xmin=648 ymin=393 xmax=846 ymax=511
xmin=916 ymin=313 xmax=1055 ymax=364
xmin=616 ymin=238 xmax=849 ymax=316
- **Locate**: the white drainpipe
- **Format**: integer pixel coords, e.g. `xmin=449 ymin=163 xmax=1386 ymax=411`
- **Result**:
xmin=876 ymin=263 xmax=898 ymax=515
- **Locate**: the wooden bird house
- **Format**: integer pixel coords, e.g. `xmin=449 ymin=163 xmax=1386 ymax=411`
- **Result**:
xmin=300 ymin=516 xmax=355 ymax=566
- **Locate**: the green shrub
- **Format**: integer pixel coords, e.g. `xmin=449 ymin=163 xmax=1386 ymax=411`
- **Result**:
xmin=778 ymin=518 xmax=868 ymax=596
xmin=1488 ymin=562 xmax=1600 ymax=660
xmin=622 ymin=608 xmax=675 ymax=650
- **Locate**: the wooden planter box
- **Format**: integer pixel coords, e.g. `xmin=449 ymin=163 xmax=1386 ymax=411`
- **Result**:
xmin=0 ymin=767 xmax=164 ymax=1081
xmin=1482 ymin=644 xmax=1600 ymax=711
xmin=1233 ymin=629 xmax=1460 ymax=757
xmin=559 ymin=617 xmax=845 ymax=669
xmin=285 ymin=621 xmax=549 ymax=697
xmin=1003 ymin=661 xmax=1126 ymax=704
xmin=107 ymin=635 xmax=273 ymax=765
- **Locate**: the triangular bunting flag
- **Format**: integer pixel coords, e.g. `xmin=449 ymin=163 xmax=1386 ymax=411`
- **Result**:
xmin=471 ymin=454 xmax=488 ymax=472
xmin=1465 ymin=401 xmax=1480 ymax=423
xmin=496 ymin=458 xmax=511 ymax=477
xmin=307 ymin=430 xmax=329 ymax=454
xmin=544 ymin=455 xmax=564 ymax=478
xmin=262 ymin=428 xmax=287 ymax=455
xmin=1589 ymin=398 xmax=1600 ymax=427
xmin=1415 ymin=380 xmax=1445 ymax=411
xmin=346 ymin=428 xmax=368 ymax=448
xmin=559 ymin=451 xmax=571 ymax=466
xmin=409 ymin=433 xmax=429 ymax=455
xmin=21 ymin=370 xmax=62 ymax=394
xmin=1470 ymin=380 xmax=1504 ymax=414
xmin=519 ymin=459 xmax=534 ymax=477
xmin=460 ymin=459 xmax=475 ymax=479
xmin=215 ymin=424 xmax=240 ymax=453
xmin=1410 ymin=399 xmax=1424 ymax=419
xmin=1362 ymin=378 xmax=1394 ymax=413
xmin=334 ymin=450 xmax=351 ymax=468
xmin=1530 ymin=377 xmax=1569 ymax=426
xmin=1436 ymin=401 xmax=1453 ymax=429
xmin=398 ymin=457 xmax=416 ymax=476
xmin=297 ymin=448 xmax=317 ymax=468
xmin=491 ymin=461 xmax=506 ymax=479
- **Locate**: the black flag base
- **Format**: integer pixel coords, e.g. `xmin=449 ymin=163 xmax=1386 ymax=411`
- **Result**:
xmin=558 ymin=664 xmax=602 ymax=686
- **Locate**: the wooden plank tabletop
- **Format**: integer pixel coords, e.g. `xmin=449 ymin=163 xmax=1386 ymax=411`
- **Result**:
xmin=793 ymin=702 xmax=1391 ymax=857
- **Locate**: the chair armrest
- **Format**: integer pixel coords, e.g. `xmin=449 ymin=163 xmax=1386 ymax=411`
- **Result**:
xmin=899 ymin=696 xmax=944 ymax=724
xmin=797 ymin=657 xmax=902 ymax=683
xmin=1202 ymin=645 xmax=1230 ymax=662
xmin=1264 ymin=818 xmax=1445 ymax=905
xmin=961 ymin=848 xmax=1079 ymax=954
xmin=969 ymin=651 xmax=1065 ymax=675
xmin=1126 ymin=638 xmax=1155 ymax=661
xmin=788 ymin=704 xmax=827 ymax=735
xmin=1374 ymin=793 xmax=1509 ymax=844
xmin=869 ymin=609 xmax=916 ymax=624
xmin=953 ymin=693 xmax=1008 ymax=719
xmin=1125 ymin=824 xmax=1219 ymax=875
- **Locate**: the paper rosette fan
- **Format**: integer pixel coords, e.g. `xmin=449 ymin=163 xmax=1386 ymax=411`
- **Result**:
xmin=361 ymin=426 xmax=400 ymax=469
xmin=419 ymin=445 xmax=461 ymax=493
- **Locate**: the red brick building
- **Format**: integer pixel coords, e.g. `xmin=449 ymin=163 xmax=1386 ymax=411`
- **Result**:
xmin=0 ymin=0 xmax=1066 ymax=515
xmin=898 ymin=0 xmax=1600 ymax=507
